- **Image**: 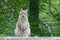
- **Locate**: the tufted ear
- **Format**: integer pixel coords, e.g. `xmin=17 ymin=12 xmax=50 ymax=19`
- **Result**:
xmin=21 ymin=8 xmax=23 ymax=11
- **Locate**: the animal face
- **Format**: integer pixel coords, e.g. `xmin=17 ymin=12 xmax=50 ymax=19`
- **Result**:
xmin=19 ymin=8 xmax=28 ymax=19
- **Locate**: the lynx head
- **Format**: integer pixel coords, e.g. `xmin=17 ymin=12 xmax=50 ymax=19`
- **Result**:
xmin=19 ymin=8 xmax=28 ymax=19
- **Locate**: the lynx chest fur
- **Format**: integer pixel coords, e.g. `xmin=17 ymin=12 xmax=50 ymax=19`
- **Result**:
xmin=21 ymin=20 xmax=26 ymax=30
xmin=18 ymin=19 xmax=28 ymax=30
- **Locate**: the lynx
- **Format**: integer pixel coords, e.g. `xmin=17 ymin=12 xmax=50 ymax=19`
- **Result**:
xmin=14 ymin=8 xmax=30 ymax=37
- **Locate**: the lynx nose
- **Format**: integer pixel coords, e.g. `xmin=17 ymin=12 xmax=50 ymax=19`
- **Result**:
xmin=22 ymin=16 xmax=24 ymax=17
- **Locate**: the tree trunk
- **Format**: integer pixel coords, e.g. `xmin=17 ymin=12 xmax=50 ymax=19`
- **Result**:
xmin=29 ymin=0 xmax=40 ymax=36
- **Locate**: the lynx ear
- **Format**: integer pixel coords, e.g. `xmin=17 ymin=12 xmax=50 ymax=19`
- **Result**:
xmin=26 ymin=9 xmax=28 ymax=12
xmin=21 ymin=8 xmax=23 ymax=11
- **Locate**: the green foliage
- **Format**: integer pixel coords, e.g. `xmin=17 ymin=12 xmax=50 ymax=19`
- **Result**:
xmin=0 ymin=0 xmax=29 ymax=36
xmin=0 ymin=0 xmax=60 ymax=37
xmin=39 ymin=0 xmax=60 ymax=36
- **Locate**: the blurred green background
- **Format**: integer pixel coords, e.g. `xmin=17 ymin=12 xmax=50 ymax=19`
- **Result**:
xmin=0 ymin=0 xmax=60 ymax=37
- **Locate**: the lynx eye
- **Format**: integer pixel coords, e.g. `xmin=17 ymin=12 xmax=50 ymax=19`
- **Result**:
xmin=24 ymin=13 xmax=26 ymax=15
xmin=22 ymin=13 xmax=26 ymax=15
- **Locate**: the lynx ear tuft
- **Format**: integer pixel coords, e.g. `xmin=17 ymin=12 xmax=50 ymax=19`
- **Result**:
xmin=21 ymin=8 xmax=23 ymax=11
